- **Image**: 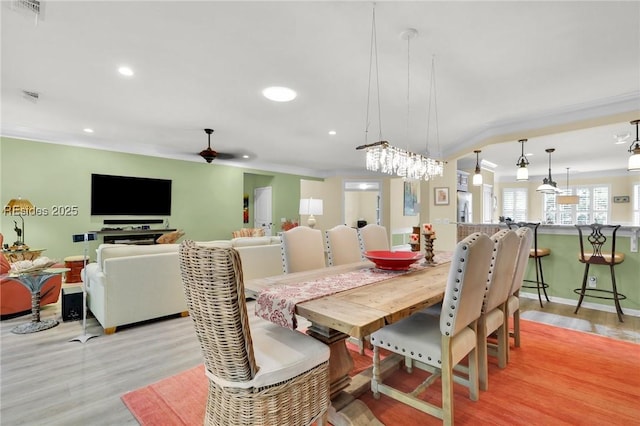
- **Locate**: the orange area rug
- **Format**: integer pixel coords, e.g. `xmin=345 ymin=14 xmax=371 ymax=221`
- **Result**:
xmin=122 ymin=320 xmax=640 ymax=425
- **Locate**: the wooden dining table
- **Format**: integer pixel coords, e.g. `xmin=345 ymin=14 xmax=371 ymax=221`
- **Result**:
xmin=245 ymin=258 xmax=451 ymax=424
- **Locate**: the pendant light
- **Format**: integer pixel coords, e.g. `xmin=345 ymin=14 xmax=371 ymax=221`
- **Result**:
xmin=472 ymin=150 xmax=483 ymax=186
xmin=556 ymin=167 xmax=579 ymax=204
xmin=628 ymin=119 xmax=640 ymax=172
xmin=355 ymin=6 xmax=444 ymax=181
xmin=515 ymin=139 xmax=529 ymax=181
xmin=536 ymin=148 xmax=560 ymax=194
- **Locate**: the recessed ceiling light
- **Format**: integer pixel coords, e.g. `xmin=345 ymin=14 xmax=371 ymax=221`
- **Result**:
xmin=262 ymin=86 xmax=296 ymax=102
xmin=328 ymin=130 xmax=337 ymax=136
xmin=118 ymin=66 xmax=134 ymax=77
xmin=242 ymin=154 xmax=250 ymax=159
xmin=83 ymin=128 xmax=94 ymax=133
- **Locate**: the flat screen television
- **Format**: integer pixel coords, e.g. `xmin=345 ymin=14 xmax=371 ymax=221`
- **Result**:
xmin=91 ymin=174 xmax=172 ymax=216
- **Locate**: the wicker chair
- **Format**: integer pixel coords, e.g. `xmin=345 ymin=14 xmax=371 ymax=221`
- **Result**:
xmin=370 ymin=233 xmax=494 ymax=425
xmin=179 ymin=241 xmax=330 ymax=425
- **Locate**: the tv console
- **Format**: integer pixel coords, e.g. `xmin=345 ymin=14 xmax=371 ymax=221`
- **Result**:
xmin=93 ymin=229 xmax=177 ymax=245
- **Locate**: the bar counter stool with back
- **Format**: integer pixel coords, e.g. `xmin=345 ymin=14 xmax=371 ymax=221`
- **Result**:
xmin=575 ymin=224 xmax=626 ymax=322
xmin=506 ymin=222 xmax=551 ymax=307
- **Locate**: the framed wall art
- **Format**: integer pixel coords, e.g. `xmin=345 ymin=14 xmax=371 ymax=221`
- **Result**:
xmin=434 ymin=187 xmax=449 ymax=205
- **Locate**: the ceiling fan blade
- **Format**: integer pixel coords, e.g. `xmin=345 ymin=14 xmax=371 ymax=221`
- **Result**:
xmin=215 ymin=152 xmax=237 ymax=160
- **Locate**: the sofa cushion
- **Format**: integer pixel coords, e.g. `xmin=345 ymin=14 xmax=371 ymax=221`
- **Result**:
xmin=97 ymin=243 xmax=179 ymax=269
xmin=197 ymin=240 xmax=233 ymax=248
xmin=231 ymin=236 xmax=272 ymax=247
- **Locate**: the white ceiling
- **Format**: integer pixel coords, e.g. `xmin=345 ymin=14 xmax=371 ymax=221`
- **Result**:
xmin=2 ymin=1 xmax=639 ymax=181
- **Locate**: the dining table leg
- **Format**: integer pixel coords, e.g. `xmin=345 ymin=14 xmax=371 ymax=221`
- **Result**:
xmin=305 ymin=323 xmax=354 ymax=399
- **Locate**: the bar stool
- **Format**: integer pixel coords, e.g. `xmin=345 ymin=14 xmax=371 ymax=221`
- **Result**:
xmin=506 ymin=222 xmax=550 ymax=307
xmin=575 ymin=224 xmax=626 ymax=322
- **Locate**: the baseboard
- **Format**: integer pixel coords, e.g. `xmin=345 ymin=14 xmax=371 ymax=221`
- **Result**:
xmin=519 ymin=292 xmax=640 ymax=318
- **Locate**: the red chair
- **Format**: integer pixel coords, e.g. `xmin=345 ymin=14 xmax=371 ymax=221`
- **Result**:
xmin=1 ymin=248 xmax=63 ymax=319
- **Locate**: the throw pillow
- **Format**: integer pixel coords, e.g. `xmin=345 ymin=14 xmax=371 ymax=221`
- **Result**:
xmin=156 ymin=229 xmax=185 ymax=244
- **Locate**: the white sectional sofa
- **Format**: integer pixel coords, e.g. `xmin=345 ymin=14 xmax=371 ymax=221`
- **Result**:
xmin=84 ymin=236 xmax=283 ymax=334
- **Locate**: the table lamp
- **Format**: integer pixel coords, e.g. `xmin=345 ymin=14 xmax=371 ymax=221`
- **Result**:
xmin=299 ymin=198 xmax=323 ymax=228
xmin=3 ymin=197 xmax=34 ymax=248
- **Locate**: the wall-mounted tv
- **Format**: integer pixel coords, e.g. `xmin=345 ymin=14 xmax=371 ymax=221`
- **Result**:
xmin=91 ymin=174 xmax=172 ymax=216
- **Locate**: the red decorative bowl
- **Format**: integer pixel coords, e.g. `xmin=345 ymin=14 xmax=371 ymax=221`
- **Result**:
xmin=363 ymin=250 xmax=424 ymax=271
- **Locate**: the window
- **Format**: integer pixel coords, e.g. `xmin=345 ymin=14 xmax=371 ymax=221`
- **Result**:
xmin=543 ymin=185 xmax=609 ymax=224
xmin=502 ymin=188 xmax=527 ymax=222
xmin=634 ymin=183 xmax=640 ymax=225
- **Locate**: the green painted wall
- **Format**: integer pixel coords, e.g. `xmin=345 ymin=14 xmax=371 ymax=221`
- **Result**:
xmin=520 ymin=233 xmax=640 ymax=311
xmin=1 ymin=137 xmax=310 ymax=261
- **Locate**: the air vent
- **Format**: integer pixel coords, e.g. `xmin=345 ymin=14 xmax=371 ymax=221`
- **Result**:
xmin=22 ymin=90 xmax=39 ymax=102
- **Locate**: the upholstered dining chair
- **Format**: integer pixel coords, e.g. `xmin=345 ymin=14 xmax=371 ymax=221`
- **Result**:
xmin=575 ymin=224 xmax=626 ymax=322
xmin=325 ymin=225 xmax=363 ymax=266
xmin=506 ymin=221 xmax=551 ymax=307
xmin=357 ymin=224 xmax=389 ymax=252
xmin=476 ymin=229 xmax=520 ymax=391
xmin=179 ymin=241 xmax=330 ymax=426
xmin=506 ymin=226 xmax=533 ymax=356
xmin=281 ymin=226 xmax=326 ymax=274
xmin=370 ymin=233 xmax=494 ymax=425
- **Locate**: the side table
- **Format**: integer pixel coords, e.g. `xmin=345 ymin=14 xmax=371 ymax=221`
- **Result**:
xmin=5 ymin=267 xmax=69 ymax=334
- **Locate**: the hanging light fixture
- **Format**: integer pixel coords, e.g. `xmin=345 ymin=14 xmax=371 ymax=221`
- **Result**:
xmin=536 ymin=148 xmax=561 ymax=194
xmin=355 ymin=6 xmax=444 ymax=181
xmin=472 ymin=150 xmax=483 ymax=186
xmin=556 ymin=167 xmax=579 ymax=205
xmin=515 ymin=138 xmax=530 ymax=181
xmin=627 ymin=119 xmax=640 ymax=172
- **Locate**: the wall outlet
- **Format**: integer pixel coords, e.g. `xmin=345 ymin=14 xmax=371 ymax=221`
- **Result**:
xmin=631 ymin=229 xmax=638 ymax=253
xmin=588 ymin=276 xmax=597 ymax=288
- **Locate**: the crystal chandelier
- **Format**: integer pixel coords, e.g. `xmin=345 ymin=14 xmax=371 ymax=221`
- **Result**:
xmin=356 ymin=6 xmax=444 ymax=181
xmin=357 ymin=141 xmax=445 ymax=180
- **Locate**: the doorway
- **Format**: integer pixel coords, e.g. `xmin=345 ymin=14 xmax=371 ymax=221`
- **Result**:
xmin=343 ymin=180 xmax=382 ymax=228
xmin=254 ymin=186 xmax=272 ymax=236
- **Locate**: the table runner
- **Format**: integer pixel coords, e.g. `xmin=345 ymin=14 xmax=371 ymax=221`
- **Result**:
xmin=255 ymin=252 xmax=452 ymax=329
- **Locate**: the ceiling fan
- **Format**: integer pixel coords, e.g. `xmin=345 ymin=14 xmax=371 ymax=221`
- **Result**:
xmin=198 ymin=128 xmax=240 ymax=163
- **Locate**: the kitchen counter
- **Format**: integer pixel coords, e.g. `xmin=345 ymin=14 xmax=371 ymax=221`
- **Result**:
xmin=457 ymin=222 xmax=639 ymax=315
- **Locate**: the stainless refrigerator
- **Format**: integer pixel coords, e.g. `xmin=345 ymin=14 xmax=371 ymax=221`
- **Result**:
xmin=457 ymin=191 xmax=473 ymax=223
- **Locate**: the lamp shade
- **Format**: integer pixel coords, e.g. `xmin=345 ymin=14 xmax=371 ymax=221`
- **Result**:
xmin=299 ymin=198 xmax=323 ymax=216
xmin=472 ymin=172 xmax=483 ymax=186
xmin=556 ymin=195 xmax=580 ymax=204
xmin=516 ymin=166 xmax=528 ymax=181
xmin=628 ymin=146 xmax=640 ymax=171
xmin=536 ymin=183 xmax=559 ymax=194
xmin=3 ymin=197 xmax=34 ymax=215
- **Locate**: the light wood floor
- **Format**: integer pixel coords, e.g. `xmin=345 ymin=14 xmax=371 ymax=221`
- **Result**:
xmin=1 ymin=296 xmax=638 ymax=425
